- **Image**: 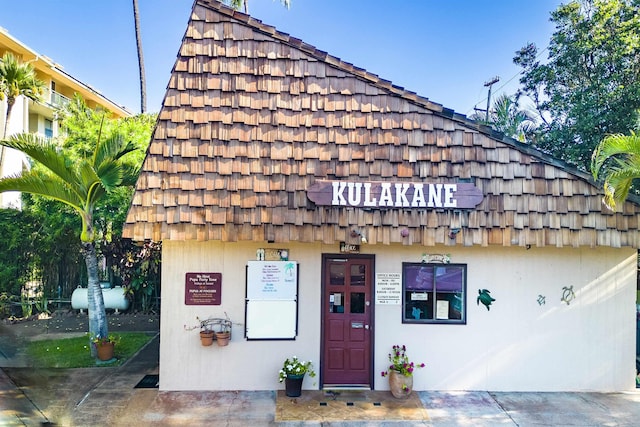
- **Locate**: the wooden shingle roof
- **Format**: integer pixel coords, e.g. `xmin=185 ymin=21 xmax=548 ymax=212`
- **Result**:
xmin=123 ymin=0 xmax=640 ymax=249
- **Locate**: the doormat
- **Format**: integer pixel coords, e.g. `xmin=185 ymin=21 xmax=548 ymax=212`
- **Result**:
xmin=275 ymin=390 xmax=429 ymax=422
xmin=134 ymin=374 xmax=159 ymax=389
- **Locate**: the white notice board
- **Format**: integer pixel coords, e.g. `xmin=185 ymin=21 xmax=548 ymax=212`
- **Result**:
xmin=245 ymin=300 xmax=297 ymax=339
xmin=246 ymin=261 xmax=298 ymax=300
xmin=245 ymin=261 xmax=298 ymax=340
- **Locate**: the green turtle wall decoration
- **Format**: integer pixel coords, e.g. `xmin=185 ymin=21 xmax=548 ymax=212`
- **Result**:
xmin=561 ymin=286 xmax=575 ymax=305
xmin=477 ymin=289 xmax=495 ymax=310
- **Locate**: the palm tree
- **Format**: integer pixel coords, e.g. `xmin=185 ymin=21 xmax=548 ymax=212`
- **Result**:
xmin=0 ymin=128 xmax=138 ymax=357
xmin=222 ymin=0 xmax=291 ymax=14
xmin=0 ymin=52 xmax=46 ymax=172
xmin=132 ymin=0 xmax=146 ymax=113
xmin=591 ymin=131 xmax=640 ymax=210
xmin=490 ymin=95 xmax=536 ymax=142
xmin=472 ymin=94 xmax=536 ymax=143
xmin=225 ymin=0 xmax=247 ymax=13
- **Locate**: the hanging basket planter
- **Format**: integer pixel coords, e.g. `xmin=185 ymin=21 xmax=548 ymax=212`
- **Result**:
xmin=215 ymin=331 xmax=230 ymax=346
xmin=200 ymin=330 xmax=214 ymax=346
xmin=186 ymin=314 xmax=234 ymax=347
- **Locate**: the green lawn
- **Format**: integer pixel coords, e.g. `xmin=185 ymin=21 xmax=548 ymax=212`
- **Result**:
xmin=26 ymin=332 xmax=154 ymax=368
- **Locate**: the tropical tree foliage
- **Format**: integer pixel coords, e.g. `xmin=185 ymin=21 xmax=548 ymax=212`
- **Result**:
xmin=103 ymin=239 xmax=161 ymax=314
xmin=221 ymin=0 xmax=291 ymax=14
xmin=0 ymin=94 xmax=156 ymax=320
xmin=471 ymin=94 xmax=537 ymax=142
xmin=0 ymin=52 xmax=46 ymax=179
xmin=514 ymin=0 xmax=640 ymax=170
xmin=28 ymin=99 xmax=154 ymax=305
xmin=0 ymin=208 xmax=41 ymax=296
xmin=20 ymin=194 xmax=84 ymax=298
xmin=0 ymin=130 xmax=139 ymax=356
xmin=591 ymin=131 xmax=640 ymax=209
xmin=0 ymin=52 xmax=46 ymax=138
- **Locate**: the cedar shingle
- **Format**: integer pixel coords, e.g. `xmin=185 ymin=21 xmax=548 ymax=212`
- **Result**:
xmin=122 ymin=0 xmax=640 ymax=249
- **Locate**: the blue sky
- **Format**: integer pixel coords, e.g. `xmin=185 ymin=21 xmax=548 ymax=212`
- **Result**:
xmin=1 ymin=0 xmax=561 ymax=116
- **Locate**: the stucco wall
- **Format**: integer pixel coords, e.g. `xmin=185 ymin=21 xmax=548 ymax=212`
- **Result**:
xmin=160 ymin=240 xmax=636 ymax=392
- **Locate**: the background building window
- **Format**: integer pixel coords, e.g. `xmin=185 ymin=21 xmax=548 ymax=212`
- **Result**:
xmin=402 ymin=262 xmax=466 ymax=324
xmin=44 ymin=119 xmax=53 ymax=139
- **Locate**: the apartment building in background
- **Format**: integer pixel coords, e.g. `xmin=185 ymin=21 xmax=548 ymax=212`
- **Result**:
xmin=0 ymin=27 xmax=131 ymax=208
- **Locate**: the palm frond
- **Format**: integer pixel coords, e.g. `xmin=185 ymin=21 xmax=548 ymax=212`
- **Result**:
xmin=591 ymin=132 xmax=640 ymax=180
xmin=93 ymin=133 xmax=137 ymax=167
xmin=120 ymin=166 xmax=141 ymax=187
xmin=0 ymin=133 xmax=81 ymax=185
xmin=96 ymin=162 xmax=125 ymax=191
xmin=0 ymin=172 xmax=84 ymax=211
xmin=591 ymin=131 xmax=640 ymax=209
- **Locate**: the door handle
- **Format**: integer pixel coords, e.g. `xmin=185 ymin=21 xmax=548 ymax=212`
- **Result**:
xmin=365 ymin=324 xmax=369 ymax=330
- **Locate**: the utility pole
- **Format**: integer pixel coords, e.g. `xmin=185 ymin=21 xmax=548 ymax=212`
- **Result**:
xmin=484 ymin=76 xmax=500 ymax=122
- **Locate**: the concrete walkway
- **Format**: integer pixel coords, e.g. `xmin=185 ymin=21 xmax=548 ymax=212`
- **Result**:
xmin=2 ymin=323 xmax=640 ymax=425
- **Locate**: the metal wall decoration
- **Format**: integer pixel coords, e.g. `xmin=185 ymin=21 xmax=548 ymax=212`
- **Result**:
xmin=256 ymin=248 xmax=289 ymax=261
xmin=561 ymin=286 xmax=575 ymax=305
xmin=422 ymin=253 xmax=451 ymax=264
xmin=537 ymin=295 xmax=546 ymax=305
xmin=477 ymin=289 xmax=495 ymax=311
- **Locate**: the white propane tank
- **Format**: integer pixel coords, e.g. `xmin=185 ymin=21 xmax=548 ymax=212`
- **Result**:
xmin=71 ymin=287 xmax=130 ymax=311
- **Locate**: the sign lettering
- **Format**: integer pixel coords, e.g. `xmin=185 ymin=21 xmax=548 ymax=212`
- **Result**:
xmin=309 ymin=180 xmax=482 ymax=209
xmin=185 ymin=272 xmax=222 ymax=305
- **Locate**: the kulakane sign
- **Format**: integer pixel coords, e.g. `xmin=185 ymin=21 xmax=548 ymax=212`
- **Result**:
xmin=307 ymin=180 xmax=483 ymax=209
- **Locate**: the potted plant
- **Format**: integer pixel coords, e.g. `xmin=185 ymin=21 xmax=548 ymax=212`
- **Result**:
xmin=215 ymin=319 xmax=231 ymax=347
xmin=278 ymin=355 xmax=316 ymax=397
xmin=200 ymin=324 xmax=215 ymax=346
xmin=184 ymin=315 xmax=233 ymax=347
xmin=92 ymin=334 xmax=120 ymax=361
xmin=381 ymin=344 xmax=425 ymax=399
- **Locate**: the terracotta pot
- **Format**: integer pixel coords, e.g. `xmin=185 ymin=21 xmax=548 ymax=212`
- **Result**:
xmin=96 ymin=342 xmax=115 ymax=361
xmin=284 ymin=374 xmax=304 ymax=397
xmin=388 ymin=370 xmax=413 ymax=399
xmin=200 ymin=330 xmax=214 ymax=346
xmin=215 ymin=331 xmax=230 ymax=346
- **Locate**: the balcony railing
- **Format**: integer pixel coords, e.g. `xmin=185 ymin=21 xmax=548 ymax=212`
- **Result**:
xmin=42 ymin=88 xmax=70 ymax=109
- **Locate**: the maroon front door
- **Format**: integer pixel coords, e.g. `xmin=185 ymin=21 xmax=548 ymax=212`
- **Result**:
xmin=322 ymin=255 xmax=374 ymax=388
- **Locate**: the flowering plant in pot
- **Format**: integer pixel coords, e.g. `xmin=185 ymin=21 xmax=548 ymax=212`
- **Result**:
xmin=92 ymin=334 xmax=120 ymax=361
xmin=91 ymin=334 xmax=120 ymax=347
xmin=381 ymin=344 xmax=425 ymax=398
xmin=278 ymin=356 xmax=316 ymax=397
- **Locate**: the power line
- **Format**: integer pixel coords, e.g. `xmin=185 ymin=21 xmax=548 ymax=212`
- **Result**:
xmin=483 ymin=76 xmax=500 ymax=121
xmin=466 ymin=45 xmax=549 ymax=116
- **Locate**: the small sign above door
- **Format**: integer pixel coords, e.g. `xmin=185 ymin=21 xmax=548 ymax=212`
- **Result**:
xmin=340 ymin=242 xmax=360 ymax=253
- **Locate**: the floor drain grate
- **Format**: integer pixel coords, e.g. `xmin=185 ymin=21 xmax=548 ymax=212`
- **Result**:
xmin=134 ymin=374 xmax=159 ymax=389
